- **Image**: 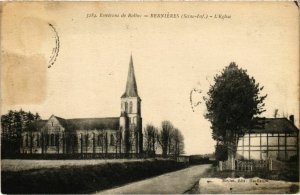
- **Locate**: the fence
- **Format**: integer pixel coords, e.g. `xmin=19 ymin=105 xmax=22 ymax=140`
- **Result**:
xmin=3 ymin=153 xmax=194 ymax=161
xmin=3 ymin=153 xmax=155 ymax=160
xmin=219 ymin=159 xmax=272 ymax=171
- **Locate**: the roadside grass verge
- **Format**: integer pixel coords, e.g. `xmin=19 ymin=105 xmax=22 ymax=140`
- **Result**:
xmin=185 ymin=162 xmax=299 ymax=194
xmin=2 ymin=159 xmax=186 ymax=194
xmin=211 ymin=162 xmax=299 ymax=182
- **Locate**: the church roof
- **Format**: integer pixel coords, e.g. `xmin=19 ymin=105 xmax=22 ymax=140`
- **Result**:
xmin=29 ymin=117 xmax=119 ymax=131
xmin=247 ymin=117 xmax=299 ymax=133
xmin=66 ymin=117 xmax=119 ymax=131
xmin=28 ymin=120 xmax=47 ymax=131
xmin=55 ymin=116 xmax=68 ymax=128
xmin=121 ymin=55 xmax=140 ymax=99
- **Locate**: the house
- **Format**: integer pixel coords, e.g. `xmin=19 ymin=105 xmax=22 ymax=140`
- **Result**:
xmin=20 ymin=55 xmax=143 ymax=155
xmin=220 ymin=116 xmax=299 ymax=171
xmin=236 ymin=116 xmax=298 ymax=161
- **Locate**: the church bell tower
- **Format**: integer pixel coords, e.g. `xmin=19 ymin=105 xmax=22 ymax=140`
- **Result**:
xmin=120 ymin=55 xmax=143 ymax=154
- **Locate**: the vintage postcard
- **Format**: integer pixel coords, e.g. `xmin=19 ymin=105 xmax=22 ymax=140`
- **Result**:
xmin=0 ymin=1 xmax=299 ymax=194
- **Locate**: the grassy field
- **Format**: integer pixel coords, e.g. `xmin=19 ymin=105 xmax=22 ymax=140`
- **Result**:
xmin=2 ymin=159 xmax=187 ymax=194
xmin=1 ymin=159 xmax=147 ymax=171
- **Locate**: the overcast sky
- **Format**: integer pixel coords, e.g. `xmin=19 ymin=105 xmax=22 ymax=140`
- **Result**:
xmin=1 ymin=2 xmax=299 ymax=155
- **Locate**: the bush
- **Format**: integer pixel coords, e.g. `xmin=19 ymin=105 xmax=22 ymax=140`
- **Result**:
xmin=289 ymin=155 xmax=298 ymax=162
xmin=215 ymin=144 xmax=228 ymax=161
xmin=2 ymin=159 xmax=186 ymax=194
xmin=189 ymin=155 xmax=211 ymax=165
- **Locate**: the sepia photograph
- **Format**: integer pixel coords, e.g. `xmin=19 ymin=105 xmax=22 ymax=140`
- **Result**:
xmin=0 ymin=1 xmax=299 ymax=194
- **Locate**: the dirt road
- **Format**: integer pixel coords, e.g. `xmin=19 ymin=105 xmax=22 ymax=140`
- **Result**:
xmin=96 ymin=164 xmax=212 ymax=194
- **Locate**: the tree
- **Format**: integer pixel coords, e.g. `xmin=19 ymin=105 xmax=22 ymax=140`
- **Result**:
xmin=204 ymin=62 xmax=267 ymax=161
xmin=1 ymin=109 xmax=42 ymax=156
xmin=157 ymin=121 xmax=174 ymax=157
xmin=157 ymin=121 xmax=185 ymax=157
xmin=115 ymin=130 xmax=122 ymax=154
xmin=144 ymin=124 xmax=158 ymax=156
xmin=214 ymin=142 xmax=228 ymax=161
xmin=172 ymin=128 xmax=185 ymax=157
xmin=35 ymin=113 xmax=41 ymax=120
xmin=124 ymin=124 xmax=135 ymax=156
xmin=273 ymin=109 xmax=279 ymax=118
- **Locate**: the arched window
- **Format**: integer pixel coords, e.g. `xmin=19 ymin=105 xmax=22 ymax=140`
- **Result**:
xmin=129 ymin=102 xmax=133 ymax=113
xmin=50 ymin=134 xmax=55 ymax=146
xmin=36 ymin=134 xmax=40 ymax=147
xmin=98 ymin=134 xmax=103 ymax=146
xmin=110 ymin=134 xmax=115 ymax=146
xmin=85 ymin=134 xmax=89 ymax=147
xmin=55 ymin=134 xmax=59 ymax=146
xmin=25 ymin=134 xmax=29 ymax=147
xmin=125 ymin=102 xmax=128 ymax=113
xmin=133 ymin=117 xmax=136 ymax=124
xmin=46 ymin=134 xmax=50 ymax=146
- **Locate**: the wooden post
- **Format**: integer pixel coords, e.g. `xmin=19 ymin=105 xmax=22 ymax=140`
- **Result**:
xmin=136 ymin=130 xmax=139 ymax=154
xmin=45 ymin=134 xmax=48 ymax=154
xmin=285 ymin=132 xmax=287 ymax=160
xmin=62 ymin=132 xmax=65 ymax=154
xmin=242 ymin=135 xmax=244 ymax=158
xmin=248 ymin=132 xmax=250 ymax=160
xmin=86 ymin=134 xmax=88 ymax=154
xmin=41 ymin=133 xmax=44 ymax=154
xmin=269 ymin=158 xmax=272 ymax=171
xmin=80 ymin=133 xmax=83 ymax=155
xmin=297 ymin=132 xmax=299 ymax=162
xmin=30 ymin=133 xmax=33 ymax=154
xmin=105 ymin=132 xmax=108 ymax=155
xmin=115 ymin=134 xmax=118 ymax=155
xmin=266 ymin=133 xmax=269 ymax=158
xmin=120 ymin=131 xmax=122 ymax=155
xmin=93 ymin=133 xmax=95 ymax=155
xmin=260 ymin=133 xmax=262 ymax=160
xmin=277 ymin=133 xmax=280 ymax=159
xmin=57 ymin=134 xmax=59 ymax=154
xmin=102 ymin=133 xmax=104 ymax=154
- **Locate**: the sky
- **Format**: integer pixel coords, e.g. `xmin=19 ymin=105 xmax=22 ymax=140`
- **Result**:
xmin=1 ymin=2 xmax=299 ymax=155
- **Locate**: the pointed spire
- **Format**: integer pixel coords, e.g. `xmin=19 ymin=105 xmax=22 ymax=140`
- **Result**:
xmin=121 ymin=54 xmax=139 ymax=98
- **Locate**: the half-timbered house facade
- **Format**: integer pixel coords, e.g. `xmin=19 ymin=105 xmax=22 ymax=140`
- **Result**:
xmin=236 ymin=116 xmax=298 ymax=161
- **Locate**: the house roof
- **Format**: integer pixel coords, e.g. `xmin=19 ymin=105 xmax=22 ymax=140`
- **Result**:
xmin=121 ymin=55 xmax=140 ymax=99
xmin=248 ymin=117 xmax=299 ymax=133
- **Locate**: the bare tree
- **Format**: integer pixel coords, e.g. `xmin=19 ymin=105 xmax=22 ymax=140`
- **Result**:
xmin=144 ymin=124 xmax=158 ymax=156
xmin=172 ymin=128 xmax=185 ymax=157
xmin=124 ymin=124 xmax=135 ymax=156
xmin=274 ymin=109 xmax=279 ymax=118
xmin=157 ymin=121 xmax=174 ymax=157
xmin=282 ymin=111 xmax=289 ymax=119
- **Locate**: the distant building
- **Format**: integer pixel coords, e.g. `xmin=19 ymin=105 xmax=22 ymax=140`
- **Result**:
xmin=236 ymin=116 xmax=298 ymax=161
xmin=20 ymin=55 xmax=143 ymax=155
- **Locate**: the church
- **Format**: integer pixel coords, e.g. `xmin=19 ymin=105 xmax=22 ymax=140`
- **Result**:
xmin=20 ymin=55 xmax=143 ymax=155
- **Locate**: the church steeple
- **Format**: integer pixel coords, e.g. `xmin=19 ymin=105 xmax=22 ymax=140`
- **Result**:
xmin=121 ymin=55 xmax=139 ymax=98
xmin=120 ymin=54 xmax=143 ymax=154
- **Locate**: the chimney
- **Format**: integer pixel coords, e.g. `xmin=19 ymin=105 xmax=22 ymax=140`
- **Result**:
xmin=289 ymin=115 xmax=294 ymax=124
